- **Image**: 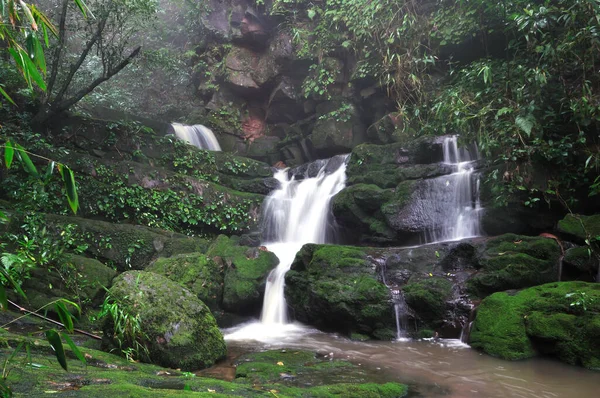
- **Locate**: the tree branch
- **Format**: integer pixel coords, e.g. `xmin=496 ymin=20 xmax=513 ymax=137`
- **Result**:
xmin=45 ymin=0 xmax=69 ymax=99
xmin=50 ymin=46 xmax=141 ymax=115
xmin=52 ymin=15 xmax=108 ymax=105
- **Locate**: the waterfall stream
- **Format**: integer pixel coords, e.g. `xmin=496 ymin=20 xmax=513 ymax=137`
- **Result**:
xmin=169 ymin=123 xmax=222 ymax=151
xmin=225 ymin=155 xmax=348 ymax=341
xmin=423 ymin=136 xmax=482 ymax=243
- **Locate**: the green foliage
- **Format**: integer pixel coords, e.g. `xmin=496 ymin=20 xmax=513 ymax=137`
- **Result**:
xmin=566 ymin=291 xmax=596 ymax=313
xmin=95 ymin=294 xmax=150 ymax=362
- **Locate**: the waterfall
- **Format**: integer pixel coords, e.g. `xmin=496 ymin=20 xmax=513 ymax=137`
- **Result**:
xmin=224 ymin=155 xmax=348 ymax=341
xmin=423 ymin=136 xmax=482 ymax=243
xmin=391 ymin=289 xmax=409 ymax=340
xmin=260 ymin=155 xmax=348 ymax=325
xmin=169 ymin=123 xmax=221 ymax=151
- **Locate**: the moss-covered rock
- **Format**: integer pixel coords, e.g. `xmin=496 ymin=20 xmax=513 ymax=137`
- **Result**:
xmin=557 ymin=213 xmax=600 ymax=242
xmin=345 ymin=138 xmax=445 ymax=188
xmin=147 ymin=253 xmax=224 ymax=310
xmin=21 ymin=254 xmax=116 ymax=312
xmin=0 ymin=330 xmax=408 ymax=397
xmin=43 ymin=214 xmax=210 ymax=271
xmin=285 ymin=244 xmax=394 ymax=338
xmin=403 ymin=277 xmax=453 ymax=325
xmin=331 ymin=184 xmax=396 ymax=244
xmin=107 ymin=271 xmax=226 ymax=370
xmin=234 ymin=349 xmax=408 ymax=397
xmin=469 ymin=281 xmax=600 ymax=368
xmin=207 ymin=235 xmax=279 ymax=313
xmin=467 ymin=234 xmax=561 ymax=297
xmin=563 ymin=246 xmax=598 ymax=277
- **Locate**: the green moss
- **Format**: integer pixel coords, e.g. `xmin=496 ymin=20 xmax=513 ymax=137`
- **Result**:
xmin=564 ymin=246 xmax=595 ymax=273
xmin=108 ymin=271 xmax=226 ymax=370
xmin=467 ymin=234 xmax=561 ymax=297
xmin=147 ymin=253 xmax=223 ymax=309
xmin=233 ymin=349 xmax=408 ymax=397
xmin=557 ymin=214 xmax=600 ymax=242
xmin=415 ymin=329 xmax=435 ymax=339
xmin=403 ymin=278 xmax=452 ymax=325
xmin=286 ymin=244 xmax=394 ymax=338
xmin=207 ymin=235 xmax=278 ymax=312
xmin=470 ymin=281 xmax=600 ymax=368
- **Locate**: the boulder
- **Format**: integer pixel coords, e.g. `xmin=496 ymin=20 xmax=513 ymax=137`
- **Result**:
xmin=557 ymin=214 xmax=600 ymax=243
xmin=285 ymin=244 xmax=395 ymax=339
xmin=469 ymin=281 xmax=600 ymax=368
xmin=308 ymin=101 xmax=367 ymax=157
xmin=225 ymin=46 xmax=279 ymax=92
xmin=206 ymin=235 xmax=279 ymax=313
xmin=22 ymin=254 xmax=116 ymax=312
xmin=563 ymin=246 xmax=599 ymax=279
xmin=106 ymin=271 xmax=226 ymax=370
xmin=147 ymin=253 xmax=224 ymax=310
xmin=467 ymin=234 xmax=561 ymax=297
xmin=44 ymin=215 xmax=210 ymax=271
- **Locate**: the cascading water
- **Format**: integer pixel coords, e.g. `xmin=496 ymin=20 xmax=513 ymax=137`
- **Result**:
xmin=423 ymin=136 xmax=482 ymax=243
xmin=169 ymin=123 xmax=222 ymax=151
xmin=391 ymin=289 xmax=409 ymax=340
xmin=225 ymin=155 xmax=348 ymax=341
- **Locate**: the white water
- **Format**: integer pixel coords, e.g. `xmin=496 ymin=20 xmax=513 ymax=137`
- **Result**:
xmin=170 ymin=123 xmax=221 ymax=151
xmin=225 ymin=156 xmax=348 ymax=343
xmin=423 ymin=136 xmax=482 ymax=243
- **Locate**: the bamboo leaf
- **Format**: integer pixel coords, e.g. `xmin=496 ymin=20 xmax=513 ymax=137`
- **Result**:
xmin=46 ymin=330 xmax=68 ymax=371
xmin=0 ymin=268 xmax=27 ymax=299
xmin=43 ymin=161 xmax=55 ymax=183
xmin=5 ymin=140 xmax=14 ymax=168
xmin=0 ymin=285 xmax=7 ymax=311
xmin=60 ymin=166 xmax=79 ymax=214
xmin=62 ymin=334 xmax=86 ymax=365
xmin=14 ymin=143 xmax=39 ymax=177
xmin=0 ymin=85 xmax=16 ymax=106
xmin=54 ymin=301 xmax=74 ymax=333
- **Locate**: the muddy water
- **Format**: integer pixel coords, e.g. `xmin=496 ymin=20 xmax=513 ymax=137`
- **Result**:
xmin=225 ymin=327 xmax=597 ymax=398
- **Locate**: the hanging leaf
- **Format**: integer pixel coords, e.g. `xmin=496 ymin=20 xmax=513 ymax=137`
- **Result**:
xmin=4 ymin=140 xmax=14 ymax=168
xmin=0 ymin=285 xmax=7 ymax=311
xmin=57 ymin=165 xmax=79 ymax=214
xmin=54 ymin=301 xmax=74 ymax=333
xmin=43 ymin=161 xmax=55 ymax=184
xmin=0 ymin=85 xmax=16 ymax=106
xmin=14 ymin=143 xmax=39 ymax=177
xmin=46 ymin=330 xmax=68 ymax=371
xmin=515 ymin=115 xmax=535 ymax=137
xmin=62 ymin=334 xmax=86 ymax=365
xmin=0 ymin=268 xmax=27 ymax=299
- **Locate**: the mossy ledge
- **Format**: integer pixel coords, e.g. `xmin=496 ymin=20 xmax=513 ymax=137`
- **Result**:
xmin=469 ymin=281 xmax=600 ymax=369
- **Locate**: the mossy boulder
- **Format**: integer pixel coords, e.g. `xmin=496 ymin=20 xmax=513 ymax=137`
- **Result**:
xmin=331 ymin=184 xmax=396 ymax=244
xmin=563 ymin=246 xmax=598 ymax=278
xmin=285 ymin=244 xmax=394 ymax=338
xmin=44 ymin=214 xmax=210 ymax=271
xmin=309 ymin=102 xmax=367 ymax=157
xmin=403 ymin=277 xmax=453 ymax=326
xmin=467 ymin=234 xmax=561 ymax=297
xmin=22 ymin=254 xmax=116 ymax=312
xmin=558 ymin=213 xmax=600 ymax=243
xmin=345 ymin=138 xmax=445 ymax=188
xmin=234 ymin=349 xmax=408 ymax=397
xmin=469 ymin=281 xmax=600 ymax=368
xmin=207 ymin=235 xmax=279 ymax=313
xmin=107 ymin=271 xmax=226 ymax=370
xmin=147 ymin=253 xmax=224 ymax=310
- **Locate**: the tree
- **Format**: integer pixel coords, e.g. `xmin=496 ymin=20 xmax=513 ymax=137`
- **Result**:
xmin=32 ymin=0 xmax=157 ymax=125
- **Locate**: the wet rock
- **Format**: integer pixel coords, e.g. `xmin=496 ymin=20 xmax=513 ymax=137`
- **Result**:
xmin=557 ymin=213 xmax=600 ymax=243
xmin=107 ymin=271 xmax=226 ymax=370
xmin=285 ymin=244 xmax=394 ymax=338
xmin=469 ymin=281 xmax=600 ymax=368
xmin=466 ymin=234 xmax=562 ymax=298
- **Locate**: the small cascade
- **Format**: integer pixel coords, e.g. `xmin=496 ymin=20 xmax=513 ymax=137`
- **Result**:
xmin=391 ymin=289 xmax=409 ymax=340
xmin=169 ymin=123 xmax=221 ymax=151
xmin=260 ymin=155 xmax=348 ymax=325
xmin=459 ymin=306 xmax=477 ymax=344
xmin=423 ymin=136 xmax=482 ymax=243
